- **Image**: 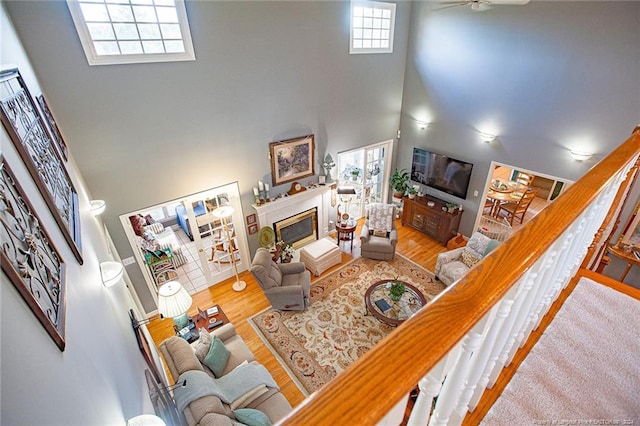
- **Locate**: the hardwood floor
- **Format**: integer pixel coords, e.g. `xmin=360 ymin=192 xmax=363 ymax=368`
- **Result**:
xmin=147 ymin=217 xmax=449 ymax=408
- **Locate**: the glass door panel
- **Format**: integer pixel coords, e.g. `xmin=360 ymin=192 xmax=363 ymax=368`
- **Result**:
xmin=120 ymin=182 xmax=247 ymax=297
xmin=337 ymin=140 xmax=393 ymax=220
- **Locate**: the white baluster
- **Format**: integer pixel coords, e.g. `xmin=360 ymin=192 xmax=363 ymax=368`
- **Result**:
xmin=452 ymin=295 xmax=514 ymax=421
xmin=408 ymin=345 xmax=462 ymax=426
xmin=429 ymin=331 xmax=483 ymax=426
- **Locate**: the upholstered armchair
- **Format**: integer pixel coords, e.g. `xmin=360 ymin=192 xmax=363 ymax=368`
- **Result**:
xmin=250 ymin=248 xmax=311 ymax=310
xmin=434 ymin=232 xmax=500 ymax=287
xmin=360 ymin=203 xmax=397 ymax=260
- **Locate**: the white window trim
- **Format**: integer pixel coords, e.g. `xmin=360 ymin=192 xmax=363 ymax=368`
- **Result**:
xmin=350 ymin=0 xmax=396 ymax=55
xmin=67 ymin=0 xmax=196 ymax=66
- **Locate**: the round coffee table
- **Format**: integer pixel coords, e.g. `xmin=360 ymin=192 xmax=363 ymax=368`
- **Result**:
xmin=364 ymin=279 xmax=427 ymax=327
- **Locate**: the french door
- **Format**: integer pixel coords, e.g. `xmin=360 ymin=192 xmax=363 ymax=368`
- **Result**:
xmin=120 ymin=182 xmax=248 ymax=303
xmin=337 ymin=140 xmax=393 ymax=220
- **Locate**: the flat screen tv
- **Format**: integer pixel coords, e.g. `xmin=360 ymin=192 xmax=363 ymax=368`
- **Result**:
xmin=411 ymin=147 xmax=474 ymax=199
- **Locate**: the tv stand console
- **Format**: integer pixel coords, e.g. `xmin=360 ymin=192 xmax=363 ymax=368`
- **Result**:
xmin=401 ymin=195 xmax=462 ymax=245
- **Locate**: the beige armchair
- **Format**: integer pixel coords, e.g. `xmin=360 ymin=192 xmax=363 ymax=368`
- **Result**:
xmin=360 ymin=203 xmax=397 ymax=260
xmin=434 ymin=232 xmax=500 ymax=286
xmin=250 ymin=248 xmax=311 ymax=310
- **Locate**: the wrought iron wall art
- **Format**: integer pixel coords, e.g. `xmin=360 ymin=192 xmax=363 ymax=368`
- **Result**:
xmin=0 ymin=68 xmax=82 ymax=263
xmin=36 ymin=94 xmax=68 ymax=162
xmin=0 ymin=157 xmax=67 ymax=351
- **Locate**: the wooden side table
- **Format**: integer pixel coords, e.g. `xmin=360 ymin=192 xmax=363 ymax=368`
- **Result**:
xmin=447 ymin=234 xmax=467 ymax=250
xmin=336 ymin=221 xmax=357 ymax=250
xmin=179 ymin=304 xmax=230 ymax=343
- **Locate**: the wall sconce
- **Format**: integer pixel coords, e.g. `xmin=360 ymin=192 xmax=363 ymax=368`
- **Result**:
xmin=90 ymin=199 xmax=106 ymax=216
xmin=569 ymin=150 xmax=593 ymax=162
xmin=127 ymin=415 xmax=166 ymax=426
xmin=416 ymin=120 xmax=429 ymax=130
xmin=479 ymin=132 xmax=496 ymax=143
xmin=100 ymin=261 xmax=124 ymax=288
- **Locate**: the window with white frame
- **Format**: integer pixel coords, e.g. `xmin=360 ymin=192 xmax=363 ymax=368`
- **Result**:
xmin=67 ymin=0 xmax=195 ymax=66
xmin=350 ymin=0 xmax=396 ymax=54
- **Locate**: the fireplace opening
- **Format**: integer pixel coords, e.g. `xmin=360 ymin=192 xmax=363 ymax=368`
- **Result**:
xmin=273 ymin=208 xmax=318 ymax=249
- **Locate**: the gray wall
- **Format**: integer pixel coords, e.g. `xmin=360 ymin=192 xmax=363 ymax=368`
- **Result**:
xmin=1 ymin=5 xmax=152 ymax=424
xmin=398 ymin=1 xmax=640 ymax=233
xmin=3 ymin=0 xmax=412 ymax=312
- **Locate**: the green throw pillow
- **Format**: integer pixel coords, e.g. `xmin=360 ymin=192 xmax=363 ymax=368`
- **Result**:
xmin=233 ymin=408 xmax=272 ymax=426
xmin=203 ymin=336 xmax=230 ymax=378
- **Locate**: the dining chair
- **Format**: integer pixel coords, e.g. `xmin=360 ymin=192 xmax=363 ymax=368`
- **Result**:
xmin=496 ymin=188 xmax=539 ymax=225
xmin=515 ymin=172 xmax=535 ymax=191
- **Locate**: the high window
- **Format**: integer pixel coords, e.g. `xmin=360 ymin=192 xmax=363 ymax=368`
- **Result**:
xmin=67 ymin=0 xmax=195 ymax=66
xmin=350 ymin=0 xmax=396 ymax=54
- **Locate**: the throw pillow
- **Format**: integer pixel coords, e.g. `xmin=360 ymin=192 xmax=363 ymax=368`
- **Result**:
xmin=194 ymin=328 xmax=213 ymax=362
xmin=233 ymin=409 xmax=272 ymax=426
xmin=372 ymin=229 xmax=389 ymax=238
xmin=461 ymin=249 xmax=480 ymax=268
xmin=203 ymin=335 xmax=230 ymax=378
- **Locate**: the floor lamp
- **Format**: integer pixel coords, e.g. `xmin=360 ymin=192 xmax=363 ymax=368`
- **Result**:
xmin=212 ymin=205 xmax=246 ymax=292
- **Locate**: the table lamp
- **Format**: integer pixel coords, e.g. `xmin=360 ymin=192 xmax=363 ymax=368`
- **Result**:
xmin=157 ymin=281 xmax=192 ymax=328
xmin=212 ymin=205 xmax=247 ymax=291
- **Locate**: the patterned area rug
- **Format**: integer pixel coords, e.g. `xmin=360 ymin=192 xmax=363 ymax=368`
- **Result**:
xmin=248 ymin=255 xmax=446 ymax=395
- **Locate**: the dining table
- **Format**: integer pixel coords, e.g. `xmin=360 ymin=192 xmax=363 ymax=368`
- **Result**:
xmin=486 ymin=182 xmax=523 ymax=216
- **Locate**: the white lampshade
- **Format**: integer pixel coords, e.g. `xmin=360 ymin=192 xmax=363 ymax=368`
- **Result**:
xmin=212 ymin=205 xmax=234 ymax=220
xmin=127 ymin=414 xmax=166 ymax=426
xmin=90 ymin=199 xmax=106 ymax=216
xmin=100 ymin=261 xmax=124 ymax=288
xmin=157 ymin=281 xmax=192 ymax=318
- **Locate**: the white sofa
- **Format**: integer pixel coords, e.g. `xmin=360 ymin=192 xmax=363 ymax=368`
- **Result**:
xmin=434 ymin=232 xmax=500 ymax=286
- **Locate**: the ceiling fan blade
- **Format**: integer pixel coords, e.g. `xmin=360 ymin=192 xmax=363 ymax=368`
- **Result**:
xmin=486 ymin=0 xmax=530 ymax=5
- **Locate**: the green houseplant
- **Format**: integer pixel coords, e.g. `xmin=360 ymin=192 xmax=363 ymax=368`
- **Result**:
xmin=390 ymin=168 xmax=409 ymax=198
xmin=388 ymin=280 xmax=406 ymax=302
xmin=407 ymin=186 xmax=418 ymax=199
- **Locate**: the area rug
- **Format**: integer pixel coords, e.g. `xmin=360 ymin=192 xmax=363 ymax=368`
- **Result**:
xmin=248 ymin=255 xmax=446 ymax=395
xmin=481 ymin=277 xmax=640 ymax=424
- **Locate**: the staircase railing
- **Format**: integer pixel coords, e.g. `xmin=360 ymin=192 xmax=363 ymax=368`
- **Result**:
xmin=279 ymin=129 xmax=640 ymax=425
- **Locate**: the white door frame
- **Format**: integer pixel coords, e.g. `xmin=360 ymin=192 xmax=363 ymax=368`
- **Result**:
xmin=337 ymin=139 xmax=394 ymax=219
xmin=119 ymin=182 xmax=248 ymax=307
xmin=473 ymin=161 xmax=574 ymax=235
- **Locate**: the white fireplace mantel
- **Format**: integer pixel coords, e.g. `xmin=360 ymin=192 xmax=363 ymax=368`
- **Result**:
xmin=252 ymin=185 xmax=334 ymax=238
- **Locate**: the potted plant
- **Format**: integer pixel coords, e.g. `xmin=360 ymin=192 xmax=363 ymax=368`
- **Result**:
xmin=390 ymin=168 xmax=409 ymax=198
xmin=351 ymin=169 xmax=360 ymax=181
xmin=388 ymin=280 xmax=406 ymax=302
xmin=407 ymin=186 xmax=417 ymax=199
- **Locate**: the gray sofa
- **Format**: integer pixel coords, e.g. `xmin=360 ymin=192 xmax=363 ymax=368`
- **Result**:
xmin=159 ymin=323 xmax=292 ymax=426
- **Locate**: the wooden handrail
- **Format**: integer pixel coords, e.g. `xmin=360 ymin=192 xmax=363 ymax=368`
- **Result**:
xmin=280 ymin=131 xmax=640 ymax=425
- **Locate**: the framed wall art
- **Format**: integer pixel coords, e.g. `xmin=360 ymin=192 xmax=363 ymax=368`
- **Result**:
xmin=36 ymin=93 xmax=68 ymax=162
xmin=269 ymin=134 xmax=315 ymax=187
xmin=248 ymin=223 xmax=258 ymax=234
xmin=246 ymin=213 xmax=256 ymax=225
xmin=0 ymin=156 xmax=67 ymax=351
xmin=0 ymin=67 xmax=82 ymax=263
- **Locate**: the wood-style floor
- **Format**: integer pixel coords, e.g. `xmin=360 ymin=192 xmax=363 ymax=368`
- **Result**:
xmin=147 ymin=218 xmax=448 ymax=408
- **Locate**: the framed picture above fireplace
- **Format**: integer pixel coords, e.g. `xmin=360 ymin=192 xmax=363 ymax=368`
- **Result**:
xmin=269 ymin=134 xmax=315 ymax=187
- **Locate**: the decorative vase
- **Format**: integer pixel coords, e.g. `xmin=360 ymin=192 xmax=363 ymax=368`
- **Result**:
xmin=390 ymin=293 xmax=402 ymax=302
xmin=324 ymin=168 xmax=333 ymax=183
